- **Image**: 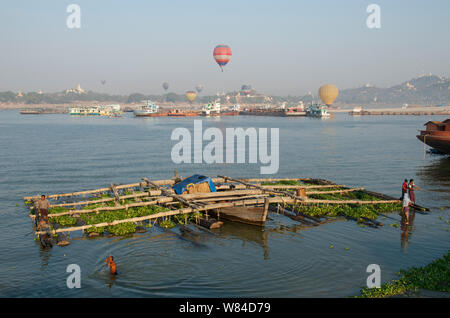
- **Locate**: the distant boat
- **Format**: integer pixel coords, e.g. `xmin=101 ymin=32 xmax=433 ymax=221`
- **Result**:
xmin=168 ymin=109 xmax=198 ymax=117
xmin=70 ymin=105 xmax=121 ymax=116
xmin=133 ymin=101 xmax=161 ymax=117
xmin=284 ymin=102 xmax=306 ymax=116
xmin=221 ymin=104 xmax=240 ymax=116
xmin=20 ymin=108 xmax=43 ymax=115
xmin=69 ymin=107 xmax=82 ymax=115
xmin=416 ymin=119 xmax=450 ymax=154
xmin=306 ymin=103 xmax=330 ymax=118
xmin=69 ymin=106 xmax=99 ymax=115
xmin=202 ymin=100 xmax=221 ymax=117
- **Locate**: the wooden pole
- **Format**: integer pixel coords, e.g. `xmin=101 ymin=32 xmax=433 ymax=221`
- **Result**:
xmin=218 ymin=175 xmax=305 ymax=202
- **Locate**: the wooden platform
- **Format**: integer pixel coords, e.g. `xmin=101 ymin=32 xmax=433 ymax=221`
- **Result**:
xmin=25 ymin=175 xmax=406 ymax=239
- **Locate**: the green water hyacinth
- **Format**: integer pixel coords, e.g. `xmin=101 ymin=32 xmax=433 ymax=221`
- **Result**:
xmin=357 ymin=251 xmax=450 ymax=297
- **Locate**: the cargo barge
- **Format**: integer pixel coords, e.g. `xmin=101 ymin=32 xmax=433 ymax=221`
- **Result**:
xmin=416 ymin=119 xmax=450 ymax=154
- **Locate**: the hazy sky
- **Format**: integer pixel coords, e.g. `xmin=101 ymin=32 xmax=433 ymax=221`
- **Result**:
xmin=1 ymin=0 xmax=449 ymax=96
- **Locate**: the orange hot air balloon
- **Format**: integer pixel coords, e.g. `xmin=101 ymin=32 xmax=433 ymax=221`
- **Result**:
xmin=185 ymin=91 xmax=197 ymax=103
xmin=318 ymin=84 xmax=339 ymax=106
xmin=213 ymin=44 xmax=232 ymax=72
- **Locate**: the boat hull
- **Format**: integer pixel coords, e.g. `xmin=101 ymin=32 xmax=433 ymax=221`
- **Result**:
xmin=134 ymin=112 xmax=167 ymax=117
xmin=417 ymin=134 xmax=450 ymax=154
xmin=283 ymin=111 xmax=306 ymax=117
xmin=214 ymin=205 xmax=268 ymax=226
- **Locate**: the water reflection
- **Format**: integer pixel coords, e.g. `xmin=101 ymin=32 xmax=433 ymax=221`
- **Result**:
xmin=219 ymin=222 xmax=269 ymax=260
xmin=400 ymin=210 xmax=416 ymax=251
xmin=418 ymin=157 xmax=450 ymax=184
xmin=38 ymin=246 xmax=52 ymax=269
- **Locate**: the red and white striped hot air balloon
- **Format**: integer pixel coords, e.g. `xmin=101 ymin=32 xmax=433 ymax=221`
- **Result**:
xmin=213 ymin=44 xmax=232 ymax=72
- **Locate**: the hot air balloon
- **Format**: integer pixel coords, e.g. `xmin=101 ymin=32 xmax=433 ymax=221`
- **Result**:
xmin=162 ymin=82 xmax=169 ymax=91
xmin=101 ymin=80 xmax=106 ymax=85
xmin=318 ymin=84 xmax=339 ymax=106
xmin=241 ymin=84 xmax=252 ymax=96
xmin=213 ymin=44 xmax=232 ymax=72
xmin=185 ymin=91 xmax=197 ymax=103
xmin=196 ymin=84 xmax=204 ymax=93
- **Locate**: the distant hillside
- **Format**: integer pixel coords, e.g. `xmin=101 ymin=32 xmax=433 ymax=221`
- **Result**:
xmin=1 ymin=74 xmax=449 ymax=105
xmin=336 ymin=75 xmax=450 ymax=105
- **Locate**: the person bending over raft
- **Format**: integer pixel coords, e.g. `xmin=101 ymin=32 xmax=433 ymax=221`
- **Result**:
xmin=36 ymin=195 xmax=50 ymax=224
xmin=408 ymin=179 xmax=420 ymax=205
xmin=401 ymin=179 xmax=408 ymax=200
xmin=105 ymin=256 xmax=117 ymax=275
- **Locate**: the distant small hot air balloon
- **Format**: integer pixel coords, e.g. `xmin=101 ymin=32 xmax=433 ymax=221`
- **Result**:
xmin=241 ymin=84 xmax=252 ymax=96
xmin=163 ymin=82 xmax=169 ymax=91
xmin=213 ymin=44 xmax=232 ymax=72
xmin=185 ymin=91 xmax=197 ymax=103
xmin=318 ymin=84 xmax=339 ymax=106
xmin=101 ymin=80 xmax=106 ymax=85
xmin=196 ymin=84 xmax=204 ymax=93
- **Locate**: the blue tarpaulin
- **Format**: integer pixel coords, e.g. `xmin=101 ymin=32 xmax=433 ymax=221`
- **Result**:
xmin=172 ymin=174 xmax=217 ymax=195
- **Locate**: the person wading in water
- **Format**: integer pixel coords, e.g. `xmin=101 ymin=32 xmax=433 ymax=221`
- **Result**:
xmin=36 ymin=195 xmax=50 ymax=224
xmin=105 ymin=256 xmax=118 ymax=275
xmin=402 ymin=192 xmax=412 ymax=225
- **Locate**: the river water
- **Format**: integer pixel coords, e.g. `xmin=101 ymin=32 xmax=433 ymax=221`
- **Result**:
xmin=0 ymin=110 xmax=448 ymax=297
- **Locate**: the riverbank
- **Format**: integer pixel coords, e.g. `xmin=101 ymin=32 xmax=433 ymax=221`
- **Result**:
xmin=357 ymin=251 xmax=449 ymax=298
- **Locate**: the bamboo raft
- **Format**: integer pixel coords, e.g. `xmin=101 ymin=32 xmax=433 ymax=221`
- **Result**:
xmin=25 ymin=175 xmax=426 ymax=246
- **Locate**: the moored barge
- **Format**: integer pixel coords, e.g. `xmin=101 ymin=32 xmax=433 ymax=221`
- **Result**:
xmin=416 ymin=119 xmax=450 ymax=154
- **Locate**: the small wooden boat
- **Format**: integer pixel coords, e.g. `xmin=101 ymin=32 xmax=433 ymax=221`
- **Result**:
xmin=215 ymin=204 xmax=269 ymax=226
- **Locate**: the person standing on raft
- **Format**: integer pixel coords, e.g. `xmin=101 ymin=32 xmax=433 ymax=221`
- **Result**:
xmin=36 ymin=195 xmax=50 ymax=224
xmin=408 ymin=179 xmax=420 ymax=205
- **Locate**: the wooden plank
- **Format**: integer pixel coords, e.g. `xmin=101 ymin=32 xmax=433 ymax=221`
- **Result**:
xmin=268 ymin=205 xmax=317 ymax=226
xmin=261 ymin=184 xmax=347 ymax=189
xmin=49 ymin=191 xmax=153 ymax=208
xmin=25 ymin=178 xmax=228 ymax=201
xmin=31 ymin=197 xmax=174 ymax=218
xmin=305 ymin=188 xmax=364 ymax=195
xmin=302 ymin=199 xmax=400 ymax=204
xmin=218 ymin=175 xmax=305 ymax=202
xmin=24 ymin=177 xmax=320 ymax=201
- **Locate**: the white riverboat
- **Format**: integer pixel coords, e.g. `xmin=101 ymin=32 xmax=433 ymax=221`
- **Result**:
xmin=306 ymin=103 xmax=330 ymax=118
xmin=133 ymin=101 xmax=160 ymax=117
xmin=202 ymin=99 xmax=221 ymax=117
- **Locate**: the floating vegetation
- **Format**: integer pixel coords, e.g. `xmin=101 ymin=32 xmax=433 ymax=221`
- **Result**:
xmin=159 ymin=219 xmax=176 ymax=229
xmin=261 ymin=180 xmax=300 ymax=186
xmin=357 ymin=251 xmax=450 ymax=298
xmin=52 ymin=215 xmax=77 ymax=227
xmin=43 ymin=204 xmax=170 ymax=236
xmin=106 ymin=222 xmax=136 ymax=236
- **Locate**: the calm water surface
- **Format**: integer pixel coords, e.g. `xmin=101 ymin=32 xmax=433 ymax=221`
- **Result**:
xmin=0 ymin=110 xmax=448 ymax=297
